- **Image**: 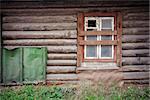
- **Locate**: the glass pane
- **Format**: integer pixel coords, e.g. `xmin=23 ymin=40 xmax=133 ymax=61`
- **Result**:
xmin=101 ymin=36 xmax=112 ymax=40
xmin=101 ymin=19 xmax=112 ymax=29
xmin=101 ymin=45 xmax=112 ymax=57
xmin=87 ymin=29 xmax=97 ymax=31
xmin=88 ymin=20 xmax=96 ymax=27
xmin=87 ymin=36 xmax=97 ymax=40
xmin=86 ymin=46 xmax=97 ymax=57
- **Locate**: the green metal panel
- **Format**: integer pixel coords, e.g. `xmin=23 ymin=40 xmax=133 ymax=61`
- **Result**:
xmin=2 ymin=48 xmax=23 ymax=84
xmin=23 ymin=47 xmax=47 ymax=83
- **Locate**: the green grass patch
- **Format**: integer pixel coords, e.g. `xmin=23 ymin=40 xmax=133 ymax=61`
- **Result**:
xmin=0 ymin=84 xmax=149 ymax=100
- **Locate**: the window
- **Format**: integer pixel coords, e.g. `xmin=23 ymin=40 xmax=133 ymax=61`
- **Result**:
xmin=77 ymin=12 xmax=122 ymax=67
xmin=84 ymin=17 xmax=114 ymax=59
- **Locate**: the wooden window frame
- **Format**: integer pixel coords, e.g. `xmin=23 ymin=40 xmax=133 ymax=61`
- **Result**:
xmin=84 ymin=17 xmax=114 ymax=60
xmin=77 ymin=12 xmax=122 ymax=67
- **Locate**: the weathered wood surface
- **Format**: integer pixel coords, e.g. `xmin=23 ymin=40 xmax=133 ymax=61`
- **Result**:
xmin=1 ymin=1 xmax=148 ymax=9
xmin=123 ymin=12 xmax=149 ymax=20
xmin=79 ymin=40 xmax=117 ymax=45
xmin=122 ymin=28 xmax=149 ymax=35
xmin=48 ymin=54 xmax=77 ymax=59
xmin=122 ymin=49 xmax=149 ymax=57
xmin=79 ymin=31 xmax=117 ymax=36
xmin=3 ymin=23 xmax=77 ymax=31
xmin=47 ymin=60 xmax=76 ymax=66
xmin=1 ymin=1 xmax=149 ymax=85
xmin=46 ymin=74 xmax=78 ymax=81
xmin=122 ymin=35 xmax=149 ymax=43
xmin=1 ymin=7 xmax=148 ymax=16
xmin=117 ymin=12 xmax=122 ymax=67
xmin=47 ymin=66 xmax=76 ymax=74
xmin=47 ymin=80 xmax=79 ymax=85
xmin=123 ymin=72 xmax=149 ymax=80
xmin=3 ymin=46 xmax=77 ymax=53
xmin=121 ymin=65 xmax=150 ymax=72
xmin=2 ymin=31 xmax=77 ymax=39
xmin=47 ymin=46 xmax=77 ymax=53
xmin=3 ymin=15 xmax=77 ymax=23
xmin=124 ymin=79 xmax=149 ymax=84
xmin=123 ymin=21 xmax=149 ymax=28
xmin=122 ymin=57 xmax=150 ymax=65
xmin=122 ymin=43 xmax=149 ymax=50
xmin=3 ymin=39 xmax=76 ymax=46
xmin=77 ymin=13 xmax=84 ymax=67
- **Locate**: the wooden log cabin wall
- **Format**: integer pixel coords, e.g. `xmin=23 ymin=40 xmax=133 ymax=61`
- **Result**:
xmin=1 ymin=0 xmax=149 ymax=85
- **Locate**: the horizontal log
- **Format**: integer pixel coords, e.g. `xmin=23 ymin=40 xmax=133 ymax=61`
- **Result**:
xmin=2 ymin=6 xmax=148 ymax=13
xmin=2 ymin=9 xmax=78 ymax=16
xmin=1 ymin=1 xmax=148 ymax=9
xmin=122 ymin=49 xmax=149 ymax=57
xmin=123 ymin=72 xmax=149 ymax=80
xmin=48 ymin=54 xmax=77 ymax=60
xmin=2 ymin=7 xmax=148 ymax=16
xmin=79 ymin=31 xmax=117 ymax=36
xmin=121 ymin=65 xmax=150 ymax=72
xmin=123 ymin=21 xmax=149 ymax=28
xmin=123 ymin=28 xmax=149 ymax=35
xmin=3 ymin=39 xmax=76 ymax=46
xmin=123 ymin=16 xmax=149 ymax=21
xmin=122 ymin=35 xmax=149 ymax=43
xmin=47 ymin=60 xmax=76 ymax=66
xmin=46 ymin=74 xmax=78 ymax=81
xmin=47 ymin=46 xmax=77 ymax=53
xmin=46 ymin=80 xmax=79 ymax=85
xmin=2 ymin=30 xmax=77 ymax=39
xmin=123 ymin=12 xmax=149 ymax=20
xmin=122 ymin=57 xmax=150 ymax=65
xmin=47 ymin=66 xmax=76 ymax=74
xmin=122 ymin=43 xmax=149 ymax=50
xmin=3 ymin=15 xmax=77 ymax=23
xmin=123 ymin=12 xmax=149 ymax=17
xmin=3 ymin=46 xmax=77 ymax=53
xmin=79 ymin=40 xmax=117 ymax=45
xmin=3 ymin=23 xmax=77 ymax=31
xmin=124 ymin=79 xmax=149 ymax=84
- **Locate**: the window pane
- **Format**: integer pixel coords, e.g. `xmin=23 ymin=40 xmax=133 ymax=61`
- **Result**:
xmin=87 ymin=29 xmax=97 ymax=31
xmin=101 ymin=36 xmax=112 ymax=40
xmin=101 ymin=45 xmax=112 ymax=57
xmin=87 ymin=36 xmax=97 ymax=40
xmin=101 ymin=19 xmax=112 ymax=29
xmin=88 ymin=20 xmax=96 ymax=27
xmin=86 ymin=46 xmax=97 ymax=57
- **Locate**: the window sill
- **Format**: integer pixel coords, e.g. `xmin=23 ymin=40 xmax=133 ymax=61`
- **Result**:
xmin=77 ymin=62 xmax=119 ymax=71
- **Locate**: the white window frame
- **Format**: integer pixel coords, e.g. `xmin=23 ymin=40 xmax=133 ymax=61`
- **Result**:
xmin=84 ymin=36 xmax=98 ymax=59
xmin=84 ymin=17 xmax=99 ymax=31
xmin=100 ymin=17 xmax=114 ymax=31
xmin=84 ymin=17 xmax=114 ymax=59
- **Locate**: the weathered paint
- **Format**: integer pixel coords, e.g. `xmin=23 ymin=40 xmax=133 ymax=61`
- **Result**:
xmin=23 ymin=47 xmax=47 ymax=83
xmin=2 ymin=48 xmax=23 ymax=84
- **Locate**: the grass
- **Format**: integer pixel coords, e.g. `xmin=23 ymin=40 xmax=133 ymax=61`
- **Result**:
xmin=0 ymin=84 xmax=150 ymax=100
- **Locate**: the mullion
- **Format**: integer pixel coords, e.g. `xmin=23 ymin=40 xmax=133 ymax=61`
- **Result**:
xmin=84 ymin=17 xmax=114 ymax=59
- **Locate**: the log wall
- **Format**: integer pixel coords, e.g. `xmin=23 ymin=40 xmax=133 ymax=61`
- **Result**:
xmin=121 ymin=6 xmax=149 ymax=85
xmin=1 ymin=1 xmax=149 ymax=85
xmin=1 ymin=11 xmax=78 ymax=84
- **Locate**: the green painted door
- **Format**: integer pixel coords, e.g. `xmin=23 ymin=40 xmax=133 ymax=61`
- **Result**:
xmin=23 ymin=47 xmax=47 ymax=83
xmin=2 ymin=48 xmax=23 ymax=84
